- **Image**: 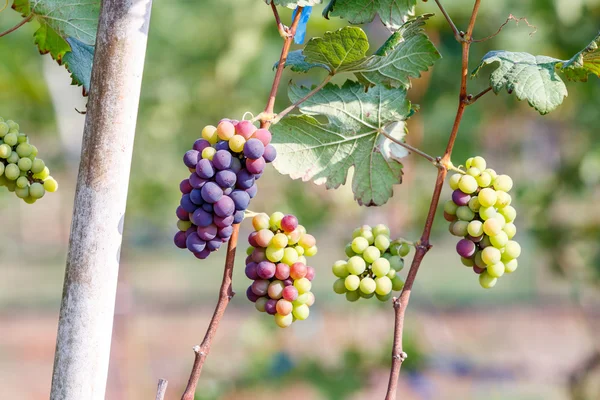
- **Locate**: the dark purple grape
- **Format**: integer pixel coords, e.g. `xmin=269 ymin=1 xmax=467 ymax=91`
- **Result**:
xmin=213 ymin=150 xmax=232 ymax=170
xmin=214 ymin=215 xmax=234 ymax=228
xmin=197 ymin=224 xmax=218 ymax=241
xmin=218 ymin=226 xmax=233 ymax=239
xmin=256 ymin=261 xmax=276 ymax=279
xmin=196 ymin=158 xmax=215 ymax=179
xmin=245 ymin=262 xmax=259 ymax=279
xmin=215 ymin=141 xmax=230 ymax=151
xmin=243 ymin=138 xmax=265 ymax=160
xmin=263 ymin=144 xmax=277 ymax=163
xmin=245 ymin=255 xmax=252 ymax=264
xmin=282 ymin=278 xmax=293 ymax=287
xmin=176 ymin=206 xmax=189 ymax=221
xmin=468 ymin=234 xmax=484 ymax=243
xmin=174 ymin=231 xmax=187 ymax=249
xmin=248 ymin=231 xmax=259 ymax=247
xmin=180 ymin=179 xmax=193 ymax=194
xmin=189 ymin=173 xmax=207 ymax=189
xmin=180 ymin=194 xmax=197 ymax=213
xmin=473 ymin=266 xmax=485 ymax=274
xmin=230 ymin=157 xmax=242 ymax=173
xmin=215 ymin=170 xmax=237 ymax=188
xmin=191 ymin=208 xmax=213 ymax=227
xmin=254 ymin=172 xmax=263 ymax=180
xmin=265 ymin=299 xmax=277 ymax=315
xmin=233 ymin=210 xmax=245 ymax=224
xmin=452 ymin=189 xmax=470 ymax=206
xmin=185 ymin=226 xmax=197 ymax=238
xmin=251 ymin=279 xmax=269 ymax=296
xmin=201 ymin=182 xmax=223 ymax=203
xmin=193 ymin=139 xmax=211 ymax=152
xmin=246 ymin=286 xmax=260 ymax=303
xmin=202 ymin=203 xmax=213 ymax=212
xmin=183 ymin=150 xmax=200 ymax=168
xmin=214 ymin=195 xmax=235 ymax=218
xmin=194 ymin=248 xmax=211 ymax=259
xmin=456 ymin=239 xmax=476 ymax=258
xmin=246 ymin=157 xmax=265 ymax=175
xmin=186 ymin=232 xmax=206 ymax=253
xmin=190 ymin=188 xmax=204 ymax=205
xmin=245 ymin=184 xmax=258 ymax=199
xmin=230 ymin=190 xmax=250 ymax=211
xmin=236 ymin=169 xmax=255 ymax=189
xmin=207 ymin=239 xmax=223 ymax=251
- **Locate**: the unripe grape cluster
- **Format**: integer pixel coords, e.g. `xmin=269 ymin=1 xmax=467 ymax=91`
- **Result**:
xmin=332 ymin=224 xmax=408 ymax=302
xmin=444 ymin=156 xmax=521 ymax=289
xmin=246 ymin=212 xmax=318 ymax=328
xmin=0 ymin=117 xmax=58 ymax=203
xmin=174 ymin=119 xmax=277 ymax=259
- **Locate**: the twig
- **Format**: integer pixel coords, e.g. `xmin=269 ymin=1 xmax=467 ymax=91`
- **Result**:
xmin=274 ymin=74 xmax=332 ymax=123
xmin=472 ymin=14 xmax=537 ymax=43
xmin=179 ymin=6 xmax=304 ymax=400
xmin=378 ymin=129 xmax=437 ymax=164
xmin=155 ymin=379 xmax=168 ymax=400
xmin=0 ymin=13 xmax=33 ymax=38
xmin=180 ymin=226 xmax=239 ymax=400
xmin=384 ymin=1 xmax=481 ymax=398
xmin=270 ymin=1 xmax=291 ymax=39
xmin=434 ymin=0 xmax=462 ymax=42
xmin=466 ymin=86 xmax=492 ymax=105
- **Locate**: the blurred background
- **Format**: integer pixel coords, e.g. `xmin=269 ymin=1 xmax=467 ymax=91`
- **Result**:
xmin=1 ymin=0 xmax=599 ymax=399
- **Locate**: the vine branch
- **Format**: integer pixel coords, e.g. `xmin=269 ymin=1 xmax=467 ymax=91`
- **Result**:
xmin=378 ymin=129 xmax=437 ymax=164
xmin=0 ymin=13 xmax=33 ymax=38
xmin=472 ymin=14 xmax=537 ymax=43
xmin=434 ymin=0 xmax=462 ymax=41
xmin=466 ymin=86 xmax=492 ymax=105
xmin=155 ymin=379 xmax=168 ymax=400
xmin=178 ymin=5 xmax=304 ymax=400
xmin=384 ymin=1 xmax=481 ymax=398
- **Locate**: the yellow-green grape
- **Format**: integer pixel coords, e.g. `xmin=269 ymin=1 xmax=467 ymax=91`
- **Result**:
xmin=471 ymin=156 xmax=487 ymax=171
xmin=17 ymin=157 xmax=32 ymax=171
xmin=458 ymin=175 xmax=478 ymax=194
xmin=485 ymin=168 xmax=498 ymax=179
xmin=481 ymin=246 xmax=501 ymax=266
xmin=495 ymin=191 xmax=511 ymax=208
xmin=7 ymin=151 xmax=19 ymax=164
xmin=274 ymin=313 xmax=293 ymax=328
xmin=450 ymin=221 xmax=469 ymax=236
xmin=201 ymin=147 xmax=216 ymax=160
xmin=478 ymin=188 xmax=497 ymax=208
xmin=255 ymin=297 xmax=268 ymax=312
xmin=479 ymin=271 xmax=497 ymax=289
xmin=374 ymin=235 xmax=390 ymax=252
xmin=4 ymin=164 xmax=19 ymax=180
xmin=346 ymin=291 xmax=360 ymax=302
xmin=504 ymin=259 xmax=518 ymax=273
xmin=201 ymin=125 xmax=218 ymax=144
xmin=15 ymin=143 xmax=32 ymax=157
xmin=376 ymin=292 xmax=393 ymax=302
xmin=487 ymin=262 xmax=505 ymax=278
xmin=360 ymin=291 xmax=375 ymax=299
xmin=465 ymin=157 xmax=474 ymax=169
xmin=332 ymin=260 xmax=349 ymax=278
xmin=344 ymin=244 xmax=355 ymax=257
xmin=294 ymin=293 xmax=310 ymax=306
xmin=490 ymin=231 xmax=509 ymax=248
xmin=351 ymin=227 xmax=362 ymax=238
xmin=0 ymin=143 xmax=12 ymax=158
xmin=293 ymin=304 xmax=310 ymax=320
xmin=16 ymin=176 xmax=29 ymax=189
xmin=246 ymin=246 xmax=254 ymax=256
xmin=480 ymin=235 xmax=491 ymax=249
xmin=360 ymin=229 xmax=375 ymax=245
xmin=281 ymin=247 xmax=299 ymax=265
xmin=15 ymin=186 xmax=29 ymax=199
xmin=398 ymin=242 xmax=410 ymax=257
xmin=359 ymin=277 xmax=376 ymax=294
xmin=177 ymin=219 xmax=192 ymax=231
xmin=503 ymin=223 xmax=517 ymax=239
xmin=372 ymin=224 xmax=390 ymax=237
xmin=295 ymin=245 xmax=304 ymax=256
xmin=333 ymin=278 xmax=347 ymax=294
xmin=229 ymin=135 xmax=246 ymax=153
xmin=31 ymin=158 xmax=46 ymax=174
xmin=269 ymin=211 xmax=284 ymax=230
xmin=461 ymin=257 xmax=474 ymax=267
xmin=271 ymin=233 xmax=288 ymax=248
xmin=499 ymin=206 xmax=516 ymax=223
xmin=372 ymin=257 xmax=391 ymax=277
xmin=362 ymin=246 xmax=381 ymax=263
xmin=252 ymin=213 xmax=270 ymax=230
xmin=456 ymin=206 xmax=475 ymax=221
xmin=304 ymin=246 xmax=317 ymax=257
xmin=389 ymin=255 xmax=404 ymax=271
xmin=392 ymin=275 xmax=405 ymax=291
xmin=493 ymin=175 xmax=513 ymax=192
xmin=0 ymin=121 xmax=8 ymax=137
xmin=479 ymin=206 xmax=496 ymax=220
xmin=444 ymin=200 xmax=458 ymax=215
xmin=4 ymin=132 xmax=17 ymax=146
xmin=504 ymin=241 xmax=521 ymax=259
xmin=266 ymin=246 xmax=284 ymax=263
xmin=493 ymin=213 xmax=506 ymax=228
xmin=294 ymin=277 xmax=311 ymax=294
xmin=346 ymin=256 xmax=366 ymax=275
xmin=344 ymin=275 xmax=360 ymax=291
xmin=468 ymin=196 xmax=481 ymax=212
xmin=467 ymin=220 xmax=484 ymax=237
xmin=386 ymin=268 xmax=397 ymax=279
xmin=29 ymin=145 xmax=38 ymax=158
xmin=0 ymin=163 xmax=4 ymax=176
xmin=351 ymin=237 xmax=369 ymax=254
xmin=476 ymin=171 xmax=492 ymax=188
xmin=374 ymin=276 xmax=392 ymax=296
xmin=449 ymin=173 xmax=461 ymax=190
xmin=467 ymin=167 xmax=481 ymax=177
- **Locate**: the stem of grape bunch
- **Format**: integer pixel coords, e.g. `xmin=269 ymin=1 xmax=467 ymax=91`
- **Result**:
xmin=384 ymin=1 xmax=487 ymax=398
xmin=178 ymin=5 xmax=304 ymax=400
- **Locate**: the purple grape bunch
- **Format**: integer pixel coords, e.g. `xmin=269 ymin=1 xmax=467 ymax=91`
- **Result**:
xmin=173 ymin=119 xmax=277 ymax=259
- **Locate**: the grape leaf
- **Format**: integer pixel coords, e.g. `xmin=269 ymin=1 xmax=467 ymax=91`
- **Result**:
xmin=270 ymin=0 xmax=323 ymax=8
xmin=277 ymin=50 xmax=329 ymax=73
xmin=340 ymin=14 xmax=441 ymax=88
xmin=303 ymin=26 xmax=369 ymax=73
xmin=472 ymin=51 xmax=568 ymax=115
xmin=271 ymin=81 xmax=412 ymax=206
xmin=323 ymin=0 xmax=416 ymax=30
xmin=558 ymin=32 xmax=600 ymax=82
xmin=12 ymin=0 xmax=100 ymax=92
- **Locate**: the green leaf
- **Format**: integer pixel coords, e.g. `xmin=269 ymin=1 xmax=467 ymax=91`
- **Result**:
xmin=323 ymin=0 xmax=417 ymax=30
xmin=341 ymin=15 xmax=441 ymax=89
xmin=12 ymin=0 xmax=100 ymax=92
xmin=558 ymin=32 xmax=600 ymax=82
xmin=472 ymin=51 xmax=568 ymax=115
xmin=271 ymin=81 xmax=412 ymax=206
xmin=303 ymin=26 xmax=369 ymax=73
xmin=270 ymin=0 xmax=322 ymax=8
xmin=277 ymin=50 xmax=331 ymax=73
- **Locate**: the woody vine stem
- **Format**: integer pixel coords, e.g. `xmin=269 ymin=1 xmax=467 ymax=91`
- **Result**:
xmin=384 ymin=1 xmax=486 ymax=399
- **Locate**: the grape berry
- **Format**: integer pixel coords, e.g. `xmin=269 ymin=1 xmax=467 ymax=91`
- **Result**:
xmin=174 ymin=119 xmax=277 ymax=259
xmin=0 ymin=117 xmax=58 ymax=203
xmin=332 ymin=224 xmax=408 ymax=302
xmin=445 ymin=156 xmax=521 ymax=288
xmin=246 ymin=212 xmax=317 ymax=328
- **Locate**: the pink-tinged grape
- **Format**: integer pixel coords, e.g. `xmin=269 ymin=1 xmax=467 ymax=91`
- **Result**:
xmin=481 ymin=247 xmax=501 ymax=266
xmin=372 ymin=258 xmax=391 ymax=277
xmin=276 ymin=299 xmax=293 ymax=316
xmin=449 ymin=174 xmax=461 ymax=190
xmin=290 ymin=262 xmax=307 ymax=280
xmin=217 ymin=121 xmax=235 ymax=140
xmin=493 ymin=175 xmax=513 ymax=192
xmin=332 ymin=260 xmax=349 ymax=278
xmin=274 ymin=312 xmax=293 ymax=328
xmin=268 ymin=280 xmax=285 ymax=299
xmin=255 ymin=297 xmax=268 ymax=312
xmin=333 ymin=279 xmax=347 ymax=294
xmin=214 ymin=215 xmax=234 ymax=229
xmin=359 ymin=277 xmax=376 ymax=294
xmin=487 ymin=262 xmax=505 ymax=278
xmin=346 ymin=291 xmax=360 ymax=302
xmin=176 ymin=206 xmax=190 ymax=221
xmin=345 ymin=275 xmax=360 ymax=291
xmin=444 ymin=212 xmax=457 ymax=222
xmin=265 ymin=299 xmax=277 ymax=315
xmin=282 ymin=285 xmax=299 ymax=301
xmin=235 ymin=120 xmax=257 ymax=140
xmin=456 ymin=206 xmax=475 ymax=221
xmin=483 ymin=218 xmax=502 ymax=236
xmin=255 ymin=229 xmax=274 ymax=248
xmin=257 ymin=261 xmax=276 ymax=279
xmin=375 ymin=276 xmax=392 ymax=296
xmin=293 ymin=304 xmax=310 ymax=320
xmin=275 ymin=263 xmax=290 ymax=280
xmin=248 ymin=231 xmax=259 ymax=248
xmin=305 ymin=266 xmax=315 ymax=281
xmin=458 ymin=175 xmax=478 ymax=194
xmin=452 ymin=189 xmax=470 ymax=206
xmin=478 ymin=188 xmax=497 ymax=208
xmin=287 ymin=228 xmax=303 ymax=245
xmin=504 ymin=241 xmax=521 ymax=259
xmin=299 ymin=234 xmax=317 ymax=249
xmin=251 ymin=280 xmax=269 ymax=296
xmin=294 ymin=277 xmax=311 ymax=294
xmin=456 ymin=239 xmax=476 ymax=258
xmin=467 ymin=220 xmax=484 ymax=237
xmin=252 ymin=128 xmax=272 ymax=146
xmin=479 ymin=271 xmax=497 ymax=288
xmin=180 ymin=179 xmax=193 ymax=194
xmin=252 ymin=248 xmax=268 ymax=263
xmin=266 ymin=246 xmax=284 ymax=263
xmin=362 ymin=246 xmax=381 ymax=263
xmin=252 ymin=213 xmax=270 ymax=231
xmin=246 ymin=157 xmax=266 ymax=175
xmin=281 ymin=214 xmax=299 ymax=233
xmin=202 ymin=125 xmax=218 ymax=144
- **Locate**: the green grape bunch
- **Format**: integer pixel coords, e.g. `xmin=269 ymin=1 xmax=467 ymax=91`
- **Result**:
xmin=444 ymin=156 xmax=521 ymax=289
xmin=0 ymin=118 xmax=58 ymax=203
xmin=332 ymin=224 xmax=409 ymax=302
